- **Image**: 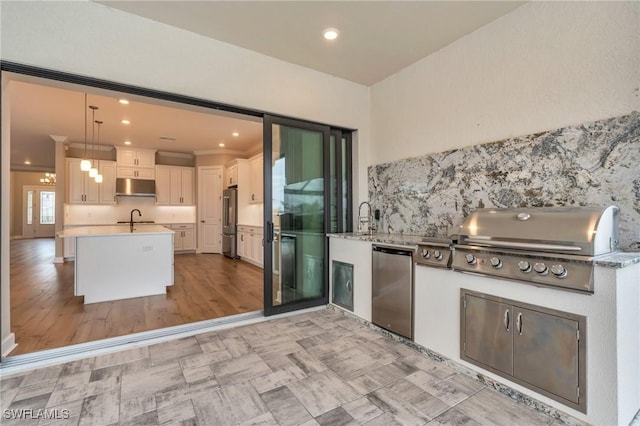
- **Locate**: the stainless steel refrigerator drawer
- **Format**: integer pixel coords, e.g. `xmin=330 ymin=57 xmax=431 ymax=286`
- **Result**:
xmin=372 ymin=245 xmax=414 ymax=340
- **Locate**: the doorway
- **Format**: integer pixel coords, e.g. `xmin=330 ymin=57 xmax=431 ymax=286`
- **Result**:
xmin=1 ymin=64 xmax=352 ymax=363
xmin=22 ymin=185 xmax=55 ymax=238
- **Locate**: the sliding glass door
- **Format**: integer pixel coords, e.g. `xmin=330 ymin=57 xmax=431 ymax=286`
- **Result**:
xmin=263 ymin=116 xmax=331 ymax=315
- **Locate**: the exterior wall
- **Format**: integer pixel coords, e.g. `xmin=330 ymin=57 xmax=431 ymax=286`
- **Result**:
xmin=370 ymin=1 xmax=639 ymax=165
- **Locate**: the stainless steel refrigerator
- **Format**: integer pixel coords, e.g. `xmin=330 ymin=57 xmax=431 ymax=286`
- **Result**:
xmin=222 ymin=188 xmax=239 ymax=258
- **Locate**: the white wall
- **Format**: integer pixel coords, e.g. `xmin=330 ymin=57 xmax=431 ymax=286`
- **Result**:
xmin=370 ymin=1 xmax=640 ymax=165
xmin=0 ymin=1 xmax=370 ymax=353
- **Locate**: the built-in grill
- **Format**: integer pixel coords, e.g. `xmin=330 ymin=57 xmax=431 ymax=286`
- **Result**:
xmin=451 ymin=206 xmax=619 ymax=293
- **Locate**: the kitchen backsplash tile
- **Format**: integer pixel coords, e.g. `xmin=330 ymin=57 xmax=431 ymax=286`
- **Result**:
xmin=369 ymin=111 xmax=640 ymax=249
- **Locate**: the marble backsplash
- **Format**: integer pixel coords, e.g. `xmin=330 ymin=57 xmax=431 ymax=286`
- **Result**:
xmin=369 ymin=111 xmax=640 ymax=249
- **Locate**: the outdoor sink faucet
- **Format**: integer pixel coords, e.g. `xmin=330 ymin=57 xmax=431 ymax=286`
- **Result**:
xmin=130 ymin=209 xmax=142 ymax=231
xmin=357 ymin=202 xmax=376 ymax=234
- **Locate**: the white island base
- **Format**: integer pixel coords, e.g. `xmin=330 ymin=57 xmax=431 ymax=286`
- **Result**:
xmin=59 ymin=226 xmax=174 ymax=304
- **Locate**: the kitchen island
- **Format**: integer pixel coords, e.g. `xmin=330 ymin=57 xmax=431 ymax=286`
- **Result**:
xmin=57 ymin=225 xmax=174 ymax=304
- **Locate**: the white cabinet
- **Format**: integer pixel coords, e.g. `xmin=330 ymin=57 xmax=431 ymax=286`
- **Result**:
xmin=170 ymin=224 xmax=196 ymax=251
xmin=98 ymin=161 xmax=117 ymax=204
xmin=249 ymin=154 xmax=263 ymax=203
xmin=66 ymin=158 xmax=116 ymax=205
xmin=156 ymin=165 xmax=194 ymax=205
xmin=329 ymin=237 xmax=373 ymax=321
xmin=238 ymin=225 xmax=263 ymax=268
xmin=116 ymin=147 xmax=156 ymax=179
xmin=225 ymin=164 xmax=238 ymax=188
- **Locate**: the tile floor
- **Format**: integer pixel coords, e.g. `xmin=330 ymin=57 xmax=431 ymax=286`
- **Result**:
xmin=1 ymin=308 xmax=562 ymax=425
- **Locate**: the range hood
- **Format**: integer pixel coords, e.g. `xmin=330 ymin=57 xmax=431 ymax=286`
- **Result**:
xmin=116 ymin=178 xmax=156 ymax=197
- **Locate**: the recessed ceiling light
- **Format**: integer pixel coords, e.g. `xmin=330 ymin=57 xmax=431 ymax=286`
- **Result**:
xmin=124 ymin=140 xmax=132 ymax=145
xmin=118 ymin=99 xmax=130 ymax=105
xmin=24 ymin=160 xmax=31 ymax=165
xmin=121 ymin=119 xmax=130 ymax=125
xmin=219 ymin=143 xmax=225 ymax=147
xmin=323 ymin=28 xmax=340 ymax=41
xmin=232 ymin=132 xmax=239 ymax=137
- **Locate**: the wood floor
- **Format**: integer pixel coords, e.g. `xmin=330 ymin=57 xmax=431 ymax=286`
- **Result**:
xmin=9 ymin=238 xmax=263 ymax=356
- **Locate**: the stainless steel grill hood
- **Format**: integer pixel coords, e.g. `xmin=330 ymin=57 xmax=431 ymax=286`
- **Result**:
xmin=457 ymin=206 xmax=619 ymax=256
xmin=116 ymin=178 xmax=156 ymax=197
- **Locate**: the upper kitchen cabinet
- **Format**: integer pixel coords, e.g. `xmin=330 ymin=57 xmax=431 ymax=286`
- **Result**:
xmin=66 ymin=158 xmax=117 ymax=205
xmin=156 ymin=165 xmax=194 ymax=205
xmin=115 ymin=147 xmax=156 ymax=179
xmin=249 ymin=154 xmax=263 ymax=203
xmin=225 ymin=158 xmax=249 ymax=188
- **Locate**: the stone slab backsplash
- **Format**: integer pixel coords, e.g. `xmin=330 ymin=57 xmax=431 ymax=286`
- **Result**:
xmin=369 ymin=111 xmax=640 ymax=249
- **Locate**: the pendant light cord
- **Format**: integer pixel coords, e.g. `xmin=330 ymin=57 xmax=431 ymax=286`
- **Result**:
xmin=83 ymin=93 xmax=88 ymax=159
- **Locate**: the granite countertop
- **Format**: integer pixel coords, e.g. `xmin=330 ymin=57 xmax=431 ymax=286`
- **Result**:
xmin=327 ymin=232 xmax=450 ymax=247
xmin=58 ymin=225 xmax=174 ymax=237
xmin=593 ymin=251 xmax=640 ymax=269
xmin=329 ymin=233 xmax=640 ymax=269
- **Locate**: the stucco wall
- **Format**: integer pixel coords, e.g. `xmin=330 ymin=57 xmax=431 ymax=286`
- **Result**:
xmin=370 ymin=1 xmax=640 ymax=165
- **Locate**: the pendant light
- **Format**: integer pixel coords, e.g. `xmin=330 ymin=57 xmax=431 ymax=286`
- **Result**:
xmin=88 ymin=105 xmax=99 ymax=178
xmin=79 ymin=93 xmax=92 ymax=171
xmin=94 ymin=120 xmax=103 ymax=183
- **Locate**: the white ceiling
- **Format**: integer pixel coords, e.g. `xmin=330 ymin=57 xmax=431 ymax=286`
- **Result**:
xmin=9 ymin=1 xmax=526 ymax=172
xmin=9 ymin=78 xmax=263 ymax=172
xmin=98 ymin=1 xmax=525 ymax=86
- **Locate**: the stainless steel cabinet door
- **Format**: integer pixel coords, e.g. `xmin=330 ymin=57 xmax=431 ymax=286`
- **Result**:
xmin=463 ymin=294 xmax=514 ymax=376
xmin=513 ymin=307 xmax=579 ymax=404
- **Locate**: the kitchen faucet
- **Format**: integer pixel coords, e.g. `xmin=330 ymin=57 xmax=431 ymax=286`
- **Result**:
xmin=357 ymin=201 xmax=376 ymax=234
xmin=130 ymin=209 xmax=142 ymax=232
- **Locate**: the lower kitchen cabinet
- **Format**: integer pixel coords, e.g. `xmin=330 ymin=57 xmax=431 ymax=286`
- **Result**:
xmin=329 ymin=237 xmax=372 ymax=321
xmin=171 ymin=224 xmax=195 ymax=252
xmin=238 ymin=225 xmax=263 ymax=268
xmin=461 ymin=290 xmax=586 ymax=413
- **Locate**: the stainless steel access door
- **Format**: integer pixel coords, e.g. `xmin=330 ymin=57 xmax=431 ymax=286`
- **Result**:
xmin=372 ymin=245 xmax=414 ymax=339
xmin=463 ymin=294 xmax=514 ymax=376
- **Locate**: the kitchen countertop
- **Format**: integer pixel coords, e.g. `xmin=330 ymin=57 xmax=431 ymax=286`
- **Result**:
xmin=328 ymin=232 xmax=450 ymax=247
xmin=329 ymin=233 xmax=640 ymax=269
xmin=58 ymin=225 xmax=174 ymax=237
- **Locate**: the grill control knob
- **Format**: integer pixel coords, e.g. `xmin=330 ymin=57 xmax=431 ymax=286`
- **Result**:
xmin=489 ymin=257 xmax=502 ymax=268
xmin=550 ymin=264 xmax=568 ymax=278
xmin=533 ymin=262 xmax=548 ymax=275
xmin=517 ymin=260 xmax=532 ymax=273
xmin=421 ymin=249 xmax=431 ymax=259
xmin=434 ymin=250 xmax=443 ymax=260
xmin=465 ymin=254 xmax=477 ymax=265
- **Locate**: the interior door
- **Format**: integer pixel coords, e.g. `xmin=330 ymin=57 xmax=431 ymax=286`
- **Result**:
xmin=22 ymin=186 xmax=56 ymax=238
xmin=198 ymin=166 xmax=223 ymax=253
xmin=264 ymin=115 xmax=330 ymax=315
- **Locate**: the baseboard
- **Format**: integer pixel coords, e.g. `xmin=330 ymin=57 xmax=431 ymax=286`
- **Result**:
xmin=9 ymin=235 xmax=23 ymax=240
xmin=53 ymin=257 xmax=64 ymax=264
xmin=1 ymin=333 xmax=17 ymax=357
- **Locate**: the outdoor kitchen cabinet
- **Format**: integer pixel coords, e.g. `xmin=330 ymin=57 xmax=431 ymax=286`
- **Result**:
xmin=461 ymin=290 xmax=586 ymax=413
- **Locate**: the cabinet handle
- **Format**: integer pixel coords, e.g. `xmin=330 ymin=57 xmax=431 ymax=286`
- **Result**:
xmin=516 ymin=312 xmax=523 ymax=335
xmin=504 ymin=309 xmax=510 ymax=332
xmin=241 ymin=235 xmax=244 ymax=241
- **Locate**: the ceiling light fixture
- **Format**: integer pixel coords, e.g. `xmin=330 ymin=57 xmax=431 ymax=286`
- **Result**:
xmin=121 ymin=119 xmax=130 ymax=125
xmin=323 ymin=28 xmax=340 ymax=41
xmin=232 ymin=132 xmax=239 ymax=137
xmin=118 ymin=99 xmax=130 ymax=105
xmin=94 ymin=120 xmax=103 ymax=183
xmin=24 ymin=160 xmax=31 ymax=165
xmin=80 ymin=93 xmax=92 ymax=171
xmin=40 ymin=173 xmax=56 ymax=185
xmin=124 ymin=140 xmax=132 ymax=145
xmin=219 ymin=143 xmax=225 ymax=147
xmin=88 ymin=106 xmax=99 ymax=178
